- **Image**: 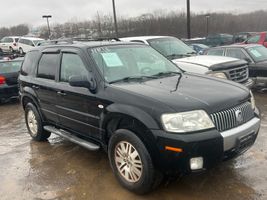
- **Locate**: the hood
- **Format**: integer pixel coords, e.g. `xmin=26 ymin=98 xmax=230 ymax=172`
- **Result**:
xmin=112 ymin=73 xmax=249 ymax=114
xmin=254 ymin=60 xmax=267 ymax=67
xmin=173 ymin=55 xmax=247 ymax=71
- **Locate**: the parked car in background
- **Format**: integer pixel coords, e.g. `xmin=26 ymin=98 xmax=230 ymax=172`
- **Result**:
xmin=0 ymin=57 xmax=24 ymax=103
xmin=173 ymin=55 xmax=254 ymax=88
xmin=120 ymin=36 xmax=196 ymax=60
xmin=0 ymin=36 xmax=19 ymax=53
xmin=189 ymin=43 xmax=209 ymax=55
xmin=19 ymin=40 xmax=260 ymax=194
xmin=204 ymin=44 xmax=267 ymax=88
xmin=206 ymin=33 xmax=233 ymax=47
xmin=233 ymin=32 xmax=257 ymax=43
xmin=18 ymin=37 xmax=44 ymax=54
xmin=243 ymin=32 xmax=267 ymax=48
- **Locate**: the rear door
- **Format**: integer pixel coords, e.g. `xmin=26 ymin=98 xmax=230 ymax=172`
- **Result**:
xmin=55 ymin=48 xmax=101 ymax=138
xmin=34 ymin=49 xmax=60 ymax=124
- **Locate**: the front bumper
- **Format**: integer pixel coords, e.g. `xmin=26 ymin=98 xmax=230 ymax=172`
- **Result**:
xmin=152 ymin=116 xmax=261 ymax=174
xmin=242 ymin=78 xmax=255 ymax=89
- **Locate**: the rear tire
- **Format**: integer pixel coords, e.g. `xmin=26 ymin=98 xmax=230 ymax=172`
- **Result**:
xmin=19 ymin=48 xmax=24 ymax=55
xmin=25 ymin=103 xmax=51 ymax=141
xmin=108 ymin=129 xmax=159 ymax=194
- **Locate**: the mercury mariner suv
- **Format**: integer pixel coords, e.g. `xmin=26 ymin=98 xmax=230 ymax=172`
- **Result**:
xmin=19 ymin=40 xmax=261 ymax=194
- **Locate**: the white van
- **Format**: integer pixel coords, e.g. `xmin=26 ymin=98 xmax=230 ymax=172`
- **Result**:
xmin=18 ymin=37 xmax=44 ymax=54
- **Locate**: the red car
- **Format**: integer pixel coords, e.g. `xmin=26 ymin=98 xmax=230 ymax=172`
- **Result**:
xmin=243 ymin=32 xmax=267 ymax=47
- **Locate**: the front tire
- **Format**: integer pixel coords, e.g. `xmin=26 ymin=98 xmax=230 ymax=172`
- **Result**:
xmin=25 ymin=103 xmax=51 ymax=141
xmin=108 ymin=129 xmax=157 ymax=194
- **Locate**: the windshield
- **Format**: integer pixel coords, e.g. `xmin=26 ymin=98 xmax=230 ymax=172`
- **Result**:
xmin=90 ymin=45 xmax=181 ymax=83
xmin=147 ymin=37 xmax=196 ymax=58
xmin=0 ymin=60 xmax=23 ymax=73
xmin=247 ymin=46 xmax=267 ymax=62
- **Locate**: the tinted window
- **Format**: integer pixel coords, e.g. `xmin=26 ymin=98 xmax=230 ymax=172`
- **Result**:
xmin=226 ymin=49 xmax=247 ymax=60
xmin=21 ymin=51 xmax=39 ymax=76
xmin=206 ymin=49 xmax=224 ymax=56
xmin=15 ymin=38 xmax=19 ymax=42
xmin=37 ymin=54 xmax=59 ymax=80
xmin=247 ymin=35 xmax=260 ymax=44
xmin=60 ymin=53 xmax=88 ymax=82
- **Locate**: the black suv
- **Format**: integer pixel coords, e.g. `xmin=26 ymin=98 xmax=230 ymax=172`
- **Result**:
xmin=19 ymin=41 xmax=261 ymax=194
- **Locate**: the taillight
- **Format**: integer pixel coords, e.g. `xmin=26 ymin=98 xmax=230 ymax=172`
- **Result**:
xmin=13 ymin=43 xmax=17 ymax=46
xmin=0 ymin=76 xmax=6 ymax=85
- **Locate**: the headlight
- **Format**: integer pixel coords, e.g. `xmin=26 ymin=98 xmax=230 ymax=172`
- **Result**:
xmin=208 ymin=72 xmax=227 ymax=79
xmin=250 ymin=90 xmax=255 ymax=110
xmin=161 ymin=110 xmax=215 ymax=133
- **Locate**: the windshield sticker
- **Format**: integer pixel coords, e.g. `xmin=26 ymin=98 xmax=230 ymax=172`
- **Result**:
xmin=101 ymin=53 xmax=123 ymax=67
xmin=250 ymin=49 xmax=262 ymax=58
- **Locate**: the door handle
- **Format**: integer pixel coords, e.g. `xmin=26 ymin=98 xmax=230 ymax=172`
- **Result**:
xmin=32 ymin=85 xmax=39 ymax=89
xmin=57 ymin=91 xmax=67 ymax=96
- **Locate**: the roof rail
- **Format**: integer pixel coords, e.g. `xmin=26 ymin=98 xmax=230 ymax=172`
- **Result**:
xmin=73 ymin=37 xmax=121 ymax=42
xmin=37 ymin=39 xmax=74 ymax=46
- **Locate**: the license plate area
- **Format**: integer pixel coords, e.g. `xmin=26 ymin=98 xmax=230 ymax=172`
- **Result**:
xmin=236 ymin=132 xmax=255 ymax=153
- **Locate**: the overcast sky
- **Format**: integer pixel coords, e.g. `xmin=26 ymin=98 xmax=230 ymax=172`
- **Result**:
xmin=1 ymin=0 xmax=266 ymax=27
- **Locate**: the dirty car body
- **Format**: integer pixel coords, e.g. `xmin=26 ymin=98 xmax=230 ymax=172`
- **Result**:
xmin=19 ymin=41 xmax=261 ymax=194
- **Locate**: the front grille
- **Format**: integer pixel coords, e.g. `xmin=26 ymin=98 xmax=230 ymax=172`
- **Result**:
xmin=210 ymin=102 xmax=254 ymax=132
xmin=227 ymin=65 xmax=248 ymax=83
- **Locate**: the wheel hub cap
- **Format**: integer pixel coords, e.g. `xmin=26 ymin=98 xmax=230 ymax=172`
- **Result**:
xmin=115 ymin=141 xmax=143 ymax=183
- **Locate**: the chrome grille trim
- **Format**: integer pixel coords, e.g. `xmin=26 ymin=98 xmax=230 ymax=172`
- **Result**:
xmin=210 ymin=102 xmax=254 ymax=132
xmin=227 ymin=65 xmax=249 ymax=83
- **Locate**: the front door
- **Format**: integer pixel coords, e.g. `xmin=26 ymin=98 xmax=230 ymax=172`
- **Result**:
xmin=55 ymin=49 xmax=101 ymax=139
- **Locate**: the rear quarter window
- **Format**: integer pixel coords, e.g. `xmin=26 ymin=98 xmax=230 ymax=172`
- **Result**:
xmin=21 ymin=51 xmax=39 ymax=76
xmin=207 ymin=49 xmax=224 ymax=56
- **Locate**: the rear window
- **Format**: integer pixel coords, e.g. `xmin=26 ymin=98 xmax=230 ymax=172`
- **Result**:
xmin=0 ymin=61 xmax=22 ymax=73
xmin=37 ymin=53 xmax=59 ymax=80
xmin=21 ymin=51 xmax=39 ymax=76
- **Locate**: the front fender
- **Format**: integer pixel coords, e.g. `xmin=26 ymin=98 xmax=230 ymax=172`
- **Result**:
xmin=101 ymin=103 xmax=160 ymax=130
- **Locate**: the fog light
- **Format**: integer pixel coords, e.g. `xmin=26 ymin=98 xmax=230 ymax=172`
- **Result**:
xmin=190 ymin=157 xmax=203 ymax=170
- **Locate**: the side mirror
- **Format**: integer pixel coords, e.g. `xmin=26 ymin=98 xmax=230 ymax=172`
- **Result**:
xmin=69 ymin=74 xmax=97 ymax=93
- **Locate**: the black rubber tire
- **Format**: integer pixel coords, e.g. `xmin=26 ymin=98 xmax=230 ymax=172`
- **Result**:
xmin=19 ymin=48 xmax=24 ymax=55
xmin=108 ymin=129 xmax=158 ymax=194
xmin=9 ymin=47 xmax=14 ymax=53
xmin=25 ymin=103 xmax=51 ymax=141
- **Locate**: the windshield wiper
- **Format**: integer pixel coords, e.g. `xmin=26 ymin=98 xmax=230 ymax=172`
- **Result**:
xmin=152 ymin=71 xmax=182 ymax=77
xmin=166 ymin=54 xmax=185 ymax=59
xmin=109 ymin=75 xmax=157 ymax=84
xmin=187 ymin=52 xmax=196 ymax=55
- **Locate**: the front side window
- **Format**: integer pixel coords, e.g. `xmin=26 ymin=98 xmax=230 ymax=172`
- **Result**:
xmin=60 ymin=53 xmax=88 ymax=82
xmin=206 ymin=49 xmax=224 ymax=56
xmin=37 ymin=54 xmax=59 ymax=80
xmin=226 ymin=49 xmax=247 ymax=60
xmin=90 ymin=45 xmax=181 ymax=83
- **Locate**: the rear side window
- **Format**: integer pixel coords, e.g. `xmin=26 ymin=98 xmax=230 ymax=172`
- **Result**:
xmin=206 ymin=49 xmax=224 ymax=56
xmin=21 ymin=51 xmax=39 ymax=76
xmin=0 ymin=61 xmax=22 ymax=73
xmin=37 ymin=54 xmax=59 ymax=80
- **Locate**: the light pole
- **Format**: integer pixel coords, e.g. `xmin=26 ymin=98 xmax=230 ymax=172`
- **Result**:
xmin=42 ymin=15 xmax=52 ymax=39
xmin=112 ymin=0 xmax=118 ymax=38
xmin=205 ymin=14 xmax=210 ymax=37
xmin=186 ymin=0 xmax=191 ymax=39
